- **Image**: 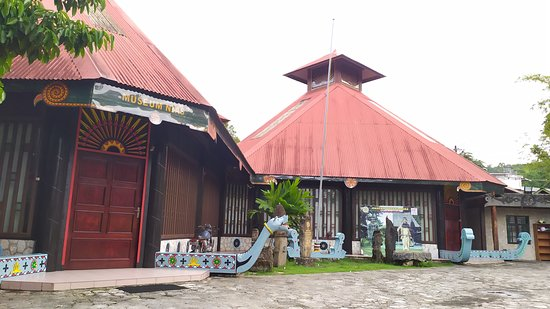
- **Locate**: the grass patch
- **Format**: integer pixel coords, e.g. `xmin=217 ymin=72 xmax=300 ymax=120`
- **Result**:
xmin=416 ymin=260 xmax=453 ymax=268
xmin=247 ymin=258 xmax=452 ymax=276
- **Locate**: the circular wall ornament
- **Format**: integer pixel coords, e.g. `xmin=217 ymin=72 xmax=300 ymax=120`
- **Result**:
xmin=263 ymin=175 xmax=277 ymax=184
xmin=521 ymin=195 xmax=536 ymax=207
xmin=458 ymin=182 xmax=472 ymax=191
xmin=149 ymin=111 xmax=162 ymax=125
xmin=43 ymin=82 xmax=69 ymax=104
xmin=233 ymin=238 xmax=241 ymax=248
xmin=344 ymin=178 xmax=358 ymax=189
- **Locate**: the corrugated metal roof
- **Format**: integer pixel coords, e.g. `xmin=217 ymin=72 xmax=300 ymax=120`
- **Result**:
xmin=3 ymin=0 xmax=209 ymax=107
xmin=239 ymin=78 xmax=504 ymax=185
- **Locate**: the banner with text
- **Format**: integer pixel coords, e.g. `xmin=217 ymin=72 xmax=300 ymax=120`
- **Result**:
xmin=91 ymin=83 xmax=209 ymax=131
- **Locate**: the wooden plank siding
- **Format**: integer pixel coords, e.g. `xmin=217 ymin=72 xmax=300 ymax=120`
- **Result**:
xmin=201 ymin=170 xmax=220 ymax=234
xmin=162 ymin=147 xmax=200 ymax=239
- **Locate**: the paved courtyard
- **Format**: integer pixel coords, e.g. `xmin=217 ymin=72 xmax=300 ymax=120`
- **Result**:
xmin=0 ymin=261 xmax=548 ymax=308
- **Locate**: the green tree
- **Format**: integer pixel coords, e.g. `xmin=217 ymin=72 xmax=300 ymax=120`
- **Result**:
xmin=454 ymin=146 xmax=486 ymax=169
xmin=520 ymin=74 xmax=550 ymax=188
xmin=249 ymin=178 xmax=314 ymax=260
xmin=0 ymin=0 xmax=114 ymax=102
xmin=224 ymin=122 xmax=240 ymax=143
xmin=249 ymin=178 xmax=313 ymax=231
xmin=486 ymin=163 xmax=512 ymax=173
xmin=515 ymin=162 xmax=550 ymax=189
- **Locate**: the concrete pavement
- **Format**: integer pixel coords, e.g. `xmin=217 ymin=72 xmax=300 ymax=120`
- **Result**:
xmin=0 ymin=261 xmax=548 ymax=308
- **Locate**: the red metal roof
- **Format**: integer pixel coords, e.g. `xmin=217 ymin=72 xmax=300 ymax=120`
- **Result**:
xmin=239 ymin=81 xmax=504 ymax=185
xmin=3 ymin=0 xmax=209 ymax=106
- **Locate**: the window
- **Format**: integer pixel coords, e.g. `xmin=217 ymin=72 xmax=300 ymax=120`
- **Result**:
xmin=310 ymin=66 xmax=334 ymax=90
xmin=506 ymin=216 xmax=529 ymax=244
xmin=0 ymin=121 xmax=38 ymax=237
xmin=341 ymin=70 xmax=360 ymax=89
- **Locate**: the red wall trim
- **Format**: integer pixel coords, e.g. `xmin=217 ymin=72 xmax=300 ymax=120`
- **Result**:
xmin=61 ymin=108 xmax=83 ymax=266
xmin=136 ymin=122 xmax=151 ymax=262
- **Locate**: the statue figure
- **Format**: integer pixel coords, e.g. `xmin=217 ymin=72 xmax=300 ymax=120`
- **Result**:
xmin=398 ymin=218 xmax=412 ymax=251
xmin=372 ymin=230 xmax=383 ymax=263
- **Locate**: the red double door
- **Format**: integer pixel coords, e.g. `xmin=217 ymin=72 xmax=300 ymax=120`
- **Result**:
xmin=64 ymin=151 xmax=144 ymax=269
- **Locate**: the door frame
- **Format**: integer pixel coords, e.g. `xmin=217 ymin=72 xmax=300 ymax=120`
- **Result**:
xmin=61 ymin=108 xmax=150 ymax=268
xmin=444 ymin=203 xmax=461 ymax=250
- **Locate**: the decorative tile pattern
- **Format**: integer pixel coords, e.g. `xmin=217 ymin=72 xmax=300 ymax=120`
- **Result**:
xmin=155 ymin=252 xmax=237 ymax=274
xmin=0 ymin=254 xmax=47 ymax=280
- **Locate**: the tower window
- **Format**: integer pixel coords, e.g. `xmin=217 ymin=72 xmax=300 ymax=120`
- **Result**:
xmin=310 ymin=66 xmax=333 ymax=90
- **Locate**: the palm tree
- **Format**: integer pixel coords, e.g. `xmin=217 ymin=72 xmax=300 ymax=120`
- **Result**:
xmin=249 ymin=178 xmax=314 ymax=260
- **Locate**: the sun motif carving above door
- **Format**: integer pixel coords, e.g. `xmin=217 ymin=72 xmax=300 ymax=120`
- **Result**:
xmin=78 ymin=108 xmax=149 ymax=157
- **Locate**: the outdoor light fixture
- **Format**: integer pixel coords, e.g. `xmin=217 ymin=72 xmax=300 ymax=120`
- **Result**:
xmin=344 ymin=178 xmax=358 ymax=189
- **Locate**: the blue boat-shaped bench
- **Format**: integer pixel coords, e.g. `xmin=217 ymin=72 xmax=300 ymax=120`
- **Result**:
xmin=440 ymin=228 xmax=531 ymax=263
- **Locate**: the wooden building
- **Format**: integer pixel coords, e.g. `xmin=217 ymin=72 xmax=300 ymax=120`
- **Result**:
xmin=239 ymin=53 xmax=506 ymax=257
xmin=0 ymin=0 xmax=252 ymax=270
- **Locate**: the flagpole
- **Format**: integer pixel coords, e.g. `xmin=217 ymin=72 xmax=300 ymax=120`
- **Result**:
xmin=317 ymin=19 xmax=335 ymax=240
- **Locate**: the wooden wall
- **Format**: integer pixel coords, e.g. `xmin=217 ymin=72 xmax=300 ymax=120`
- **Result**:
xmin=163 ymin=147 xmax=200 ymax=238
xmin=143 ymin=122 xmax=232 ymax=265
xmin=34 ymin=108 xmax=79 ymax=271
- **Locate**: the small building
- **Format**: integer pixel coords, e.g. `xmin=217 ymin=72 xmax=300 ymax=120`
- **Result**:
xmin=0 ymin=0 xmax=252 ymax=270
xmin=239 ymin=53 xmax=507 ymax=258
xmin=485 ymin=192 xmax=550 ymax=260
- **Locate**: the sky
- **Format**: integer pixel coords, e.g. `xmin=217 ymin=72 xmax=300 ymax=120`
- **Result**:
xmin=116 ymin=0 xmax=550 ymax=166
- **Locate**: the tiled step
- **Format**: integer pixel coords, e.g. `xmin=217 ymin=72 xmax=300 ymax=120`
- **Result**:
xmin=0 ymin=268 xmax=209 ymax=291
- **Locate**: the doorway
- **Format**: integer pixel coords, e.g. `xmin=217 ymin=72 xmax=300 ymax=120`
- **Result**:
xmin=444 ymin=204 xmax=461 ymax=251
xmin=64 ymin=150 xmax=144 ymax=269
